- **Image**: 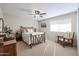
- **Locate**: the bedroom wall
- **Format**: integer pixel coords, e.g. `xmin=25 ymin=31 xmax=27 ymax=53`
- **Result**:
xmin=38 ymin=11 xmax=77 ymax=46
xmin=0 ymin=4 xmax=38 ymax=33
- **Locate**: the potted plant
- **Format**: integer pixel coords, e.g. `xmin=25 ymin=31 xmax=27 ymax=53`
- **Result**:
xmin=4 ymin=26 xmax=12 ymax=37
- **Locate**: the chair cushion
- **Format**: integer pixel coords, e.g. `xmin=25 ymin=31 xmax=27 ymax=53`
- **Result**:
xmin=59 ymin=38 xmax=68 ymax=42
xmin=59 ymin=38 xmax=64 ymax=41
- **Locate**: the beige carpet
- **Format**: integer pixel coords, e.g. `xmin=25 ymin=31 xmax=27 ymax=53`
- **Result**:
xmin=16 ymin=40 xmax=77 ymax=56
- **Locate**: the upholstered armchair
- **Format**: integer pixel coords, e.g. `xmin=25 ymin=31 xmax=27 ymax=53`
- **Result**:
xmin=57 ymin=32 xmax=75 ymax=47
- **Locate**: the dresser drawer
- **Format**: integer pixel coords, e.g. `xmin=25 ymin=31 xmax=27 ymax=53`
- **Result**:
xmin=4 ymin=43 xmax=17 ymax=56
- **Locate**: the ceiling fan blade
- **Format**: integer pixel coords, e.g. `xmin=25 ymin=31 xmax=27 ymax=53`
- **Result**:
xmin=40 ymin=13 xmax=46 ymax=15
xmin=18 ymin=8 xmax=32 ymax=12
xmin=34 ymin=15 xmax=36 ymax=18
xmin=28 ymin=14 xmax=35 ymax=15
xmin=40 ymin=15 xmax=43 ymax=17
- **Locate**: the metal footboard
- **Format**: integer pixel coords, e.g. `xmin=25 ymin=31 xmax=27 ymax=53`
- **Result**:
xmin=29 ymin=32 xmax=45 ymax=47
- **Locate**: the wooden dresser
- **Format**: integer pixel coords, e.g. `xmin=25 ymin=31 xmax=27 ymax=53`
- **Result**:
xmin=0 ymin=34 xmax=17 ymax=56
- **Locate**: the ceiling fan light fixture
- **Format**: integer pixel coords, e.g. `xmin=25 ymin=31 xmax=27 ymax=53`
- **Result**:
xmin=35 ymin=10 xmax=40 ymax=15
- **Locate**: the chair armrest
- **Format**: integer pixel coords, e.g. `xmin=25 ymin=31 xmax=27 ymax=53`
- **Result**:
xmin=57 ymin=35 xmax=64 ymax=42
xmin=57 ymin=35 xmax=64 ymax=38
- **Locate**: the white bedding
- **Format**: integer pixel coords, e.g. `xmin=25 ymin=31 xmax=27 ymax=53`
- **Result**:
xmin=22 ymin=32 xmax=44 ymax=45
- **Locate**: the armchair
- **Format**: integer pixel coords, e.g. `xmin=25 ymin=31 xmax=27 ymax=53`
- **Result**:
xmin=57 ymin=32 xmax=75 ymax=47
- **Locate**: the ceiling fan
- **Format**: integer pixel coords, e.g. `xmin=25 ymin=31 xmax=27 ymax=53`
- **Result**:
xmin=18 ymin=8 xmax=46 ymax=18
xmin=29 ymin=10 xmax=46 ymax=18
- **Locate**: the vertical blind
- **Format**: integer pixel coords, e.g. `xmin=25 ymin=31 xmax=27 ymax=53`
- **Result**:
xmin=50 ymin=19 xmax=71 ymax=32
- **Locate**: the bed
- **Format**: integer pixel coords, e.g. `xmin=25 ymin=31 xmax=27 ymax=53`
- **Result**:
xmin=20 ymin=26 xmax=45 ymax=48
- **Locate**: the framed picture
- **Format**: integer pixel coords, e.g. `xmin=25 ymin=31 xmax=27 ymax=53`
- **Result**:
xmin=41 ymin=23 xmax=47 ymax=28
xmin=0 ymin=18 xmax=4 ymax=32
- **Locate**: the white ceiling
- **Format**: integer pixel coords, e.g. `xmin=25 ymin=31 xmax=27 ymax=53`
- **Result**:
xmin=30 ymin=3 xmax=78 ymax=20
xmin=0 ymin=3 xmax=78 ymax=20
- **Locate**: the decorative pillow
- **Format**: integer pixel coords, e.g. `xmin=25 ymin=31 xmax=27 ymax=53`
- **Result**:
xmin=27 ymin=29 xmax=34 ymax=33
xmin=20 ymin=26 xmax=28 ymax=33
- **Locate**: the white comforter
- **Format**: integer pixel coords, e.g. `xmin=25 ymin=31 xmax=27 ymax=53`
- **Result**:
xmin=22 ymin=32 xmax=44 ymax=45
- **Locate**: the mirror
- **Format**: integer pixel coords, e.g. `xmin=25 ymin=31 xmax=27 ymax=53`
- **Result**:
xmin=0 ymin=18 xmax=4 ymax=33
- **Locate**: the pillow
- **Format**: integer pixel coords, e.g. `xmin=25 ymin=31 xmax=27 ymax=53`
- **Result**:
xmin=22 ymin=28 xmax=28 ymax=33
xmin=20 ymin=26 xmax=28 ymax=33
xmin=27 ymin=29 xmax=34 ymax=33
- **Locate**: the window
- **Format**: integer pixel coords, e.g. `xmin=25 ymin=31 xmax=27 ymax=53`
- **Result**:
xmin=50 ymin=19 xmax=71 ymax=32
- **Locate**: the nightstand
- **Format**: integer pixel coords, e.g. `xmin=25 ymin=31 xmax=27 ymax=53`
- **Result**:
xmin=16 ymin=31 xmax=22 ymax=41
